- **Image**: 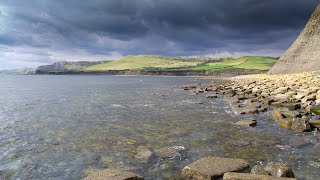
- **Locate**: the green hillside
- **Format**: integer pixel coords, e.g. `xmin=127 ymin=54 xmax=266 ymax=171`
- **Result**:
xmin=82 ymin=55 xmax=204 ymax=71
xmin=81 ymin=55 xmax=277 ymax=72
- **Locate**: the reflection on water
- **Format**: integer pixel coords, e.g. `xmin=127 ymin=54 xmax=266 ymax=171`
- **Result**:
xmin=0 ymin=75 xmax=319 ymax=179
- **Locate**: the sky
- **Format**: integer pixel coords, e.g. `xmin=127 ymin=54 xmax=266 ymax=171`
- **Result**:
xmin=0 ymin=0 xmax=318 ymax=70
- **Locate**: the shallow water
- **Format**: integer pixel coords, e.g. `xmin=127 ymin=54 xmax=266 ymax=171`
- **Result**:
xmin=0 ymin=75 xmax=319 ymax=179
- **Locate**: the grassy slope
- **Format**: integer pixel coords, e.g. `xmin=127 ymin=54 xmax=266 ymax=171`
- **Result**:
xmin=192 ymin=56 xmax=277 ymax=71
xmin=81 ymin=55 xmax=278 ymax=72
xmin=82 ymin=55 xmax=203 ymax=71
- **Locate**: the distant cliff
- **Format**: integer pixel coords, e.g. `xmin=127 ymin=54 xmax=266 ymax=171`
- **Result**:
xmin=0 ymin=68 xmax=35 ymax=75
xmin=269 ymin=2 xmax=320 ymax=74
xmin=36 ymin=61 xmax=103 ymax=73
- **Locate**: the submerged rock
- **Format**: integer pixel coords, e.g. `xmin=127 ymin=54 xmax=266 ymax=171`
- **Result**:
xmin=250 ymin=165 xmax=269 ymax=175
xmin=181 ymin=156 xmax=249 ymax=179
xmin=83 ymin=169 xmax=144 ymax=180
xmin=223 ymin=172 xmax=297 ymax=180
xmin=135 ymin=146 xmax=154 ymax=163
xmin=235 ymin=120 xmax=257 ymax=127
xmin=265 ymin=162 xmax=295 ymax=178
xmin=154 ymin=146 xmax=185 ymax=159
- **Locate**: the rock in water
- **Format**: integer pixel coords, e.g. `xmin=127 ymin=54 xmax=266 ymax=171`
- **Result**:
xmin=269 ymin=2 xmax=320 ymax=74
xmin=265 ymin=162 xmax=295 ymax=178
xmin=250 ymin=165 xmax=269 ymax=175
xmin=223 ymin=172 xmax=297 ymax=180
xmin=181 ymin=156 xmax=249 ymax=179
xmin=235 ymin=120 xmax=257 ymax=127
xmin=83 ymin=169 xmax=144 ymax=180
xmin=135 ymin=146 xmax=153 ymax=163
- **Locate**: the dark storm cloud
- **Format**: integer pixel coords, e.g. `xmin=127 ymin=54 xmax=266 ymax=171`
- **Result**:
xmin=0 ymin=0 xmax=318 ymax=69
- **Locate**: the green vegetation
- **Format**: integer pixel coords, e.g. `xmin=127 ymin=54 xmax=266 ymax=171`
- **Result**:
xmin=81 ymin=55 xmax=278 ymax=73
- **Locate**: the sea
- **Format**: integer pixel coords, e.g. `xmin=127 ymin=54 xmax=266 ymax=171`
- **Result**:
xmin=0 ymin=75 xmax=319 ymax=179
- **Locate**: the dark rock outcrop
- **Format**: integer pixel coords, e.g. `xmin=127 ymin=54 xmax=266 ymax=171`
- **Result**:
xmin=269 ymin=2 xmax=320 ymax=74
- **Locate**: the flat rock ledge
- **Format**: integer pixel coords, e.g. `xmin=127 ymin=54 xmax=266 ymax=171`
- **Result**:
xmin=184 ymin=72 xmax=320 ymax=133
xmin=223 ymin=172 xmax=297 ymax=180
xmin=181 ymin=156 xmax=249 ymax=180
xmin=82 ymin=169 xmax=144 ymax=180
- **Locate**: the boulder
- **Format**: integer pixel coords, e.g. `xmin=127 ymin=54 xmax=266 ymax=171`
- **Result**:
xmin=223 ymin=172 xmax=297 ymax=180
xmin=83 ymin=169 xmax=144 ymax=180
xmin=135 ymin=146 xmax=154 ymax=163
xmin=269 ymin=110 xmax=284 ymax=122
xmin=235 ymin=120 xmax=257 ymax=127
xmin=291 ymin=118 xmax=311 ymax=132
xmin=154 ymin=146 xmax=185 ymax=159
xmin=181 ymin=157 xmax=249 ymax=180
xmin=277 ymin=118 xmax=293 ymax=129
xmin=265 ymin=162 xmax=295 ymax=178
xmin=281 ymin=111 xmax=300 ymax=119
xmin=250 ymin=165 xmax=269 ymax=175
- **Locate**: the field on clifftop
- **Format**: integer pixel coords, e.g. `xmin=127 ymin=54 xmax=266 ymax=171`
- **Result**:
xmin=81 ymin=55 xmax=277 ymax=72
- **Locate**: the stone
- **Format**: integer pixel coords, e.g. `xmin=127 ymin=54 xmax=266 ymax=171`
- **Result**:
xmin=281 ymin=111 xmax=300 ymax=119
xmin=277 ymin=118 xmax=293 ymax=129
xmin=250 ymin=165 xmax=269 ymax=175
xmin=263 ymin=97 xmax=275 ymax=105
xmin=269 ymin=110 xmax=284 ymax=122
xmin=274 ymin=94 xmax=290 ymax=102
xmin=291 ymin=118 xmax=311 ymax=132
xmin=309 ymin=120 xmax=320 ymax=128
xmin=288 ymin=137 xmax=313 ymax=148
xmin=154 ymin=146 xmax=185 ymax=159
xmin=235 ymin=120 xmax=257 ymax=127
xmin=181 ymin=157 xmax=249 ymax=180
xmin=206 ymin=94 xmax=218 ymax=98
xmin=83 ymin=169 xmax=144 ymax=180
xmin=223 ymin=172 xmax=297 ymax=180
xmin=265 ymin=162 xmax=295 ymax=178
xmin=311 ymin=105 xmax=320 ymax=115
xmin=135 ymin=146 xmax=153 ymax=163
xmin=271 ymin=103 xmax=301 ymax=111
xmin=294 ymin=94 xmax=305 ymax=100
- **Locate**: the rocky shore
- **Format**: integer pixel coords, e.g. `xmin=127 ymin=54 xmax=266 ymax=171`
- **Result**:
xmin=79 ymin=72 xmax=320 ymax=179
xmin=202 ymin=71 xmax=320 ymax=133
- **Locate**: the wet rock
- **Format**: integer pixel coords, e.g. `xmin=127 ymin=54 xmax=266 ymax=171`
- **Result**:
xmin=281 ymin=111 xmax=300 ymax=119
xmin=288 ymin=137 xmax=313 ymax=148
xmin=291 ymin=118 xmax=311 ymax=132
xmin=235 ymin=120 xmax=257 ymax=127
xmin=154 ymin=146 xmax=185 ymax=159
xmin=223 ymin=172 xmax=297 ymax=180
xmin=135 ymin=146 xmax=154 ymax=163
xmin=310 ymin=120 xmax=320 ymax=128
xmin=181 ymin=157 xmax=249 ymax=180
xmin=239 ymin=106 xmax=259 ymax=114
xmin=277 ymin=118 xmax=293 ymax=129
xmin=265 ymin=162 xmax=295 ymax=178
xmin=206 ymin=94 xmax=218 ymax=98
xmin=271 ymin=103 xmax=301 ymax=111
xmin=83 ymin=169 xmax=144 ymax=180
xmin=269 ymin=110 xmax=283 ymax=122
xmin=250 ymin=165 xmax=269 ymax=175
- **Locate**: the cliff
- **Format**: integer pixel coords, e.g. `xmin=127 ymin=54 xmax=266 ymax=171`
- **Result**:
xmin=269 ymin=2 xmax=320 ymax=74
xmin=36 ymin=61 xmax=103 ymax=73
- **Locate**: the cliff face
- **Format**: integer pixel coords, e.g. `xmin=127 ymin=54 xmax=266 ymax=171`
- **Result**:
xmin=269 ymin=2 xmax=320 ymax=74
xmin=36 ymin=61 xmax=103 ymax=73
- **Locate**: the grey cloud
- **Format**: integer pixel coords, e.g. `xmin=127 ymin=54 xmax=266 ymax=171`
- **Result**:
xmin=0 ymin=0 xmax=318 ymax=69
